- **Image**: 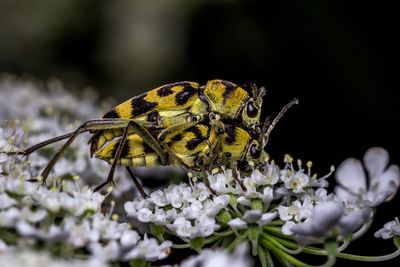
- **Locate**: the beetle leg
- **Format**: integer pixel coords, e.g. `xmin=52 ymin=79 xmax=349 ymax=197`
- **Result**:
xmin=93 ymin=120 xmax=133 ymax=192
xmin=157 ymin=120 xmax=198 ymax=143
xmin=205 ymin=121 xmax=225 ymax=172
xmin=126 ymin=120 xmax=168 ymax=165
xmin=125 ymin=167 xmax=148 ymax=198
xmin=40 ymin=119 xmax=132 ymax=184
xmin=229 ymin=160 xmax=246 ymax=192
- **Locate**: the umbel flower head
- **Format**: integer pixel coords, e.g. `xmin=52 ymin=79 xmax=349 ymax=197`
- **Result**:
xmin=124 ymin=147 xmax=400 ymax=266
xmin=1 ymin=78 xmax=400 ymax=266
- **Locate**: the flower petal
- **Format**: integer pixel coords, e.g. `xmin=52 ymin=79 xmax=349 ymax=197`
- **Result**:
xmin=335 ymin=158 xmax=367 ymax=194
xmin=363 ymin=147 xmax=389 ymax=181
xmin=291 ymin=201 xmax=343 ymax=237
xmin=228 ymin=218 xmax=247 ymax=229
xmin=334 ymin=186 xmax=356 ymax=202
xmin=338 ymin=207 xmax=371 ymax=234
xmin=373 ymin=165 xmax=400 ymax=196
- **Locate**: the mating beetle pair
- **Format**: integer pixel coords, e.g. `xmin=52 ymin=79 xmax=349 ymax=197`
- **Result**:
xmin=5 ymin=80 xmax=297 ymax=197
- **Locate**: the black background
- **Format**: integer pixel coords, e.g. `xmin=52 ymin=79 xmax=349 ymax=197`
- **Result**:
xmin=1 ymin=1 xmax=399 ymax=266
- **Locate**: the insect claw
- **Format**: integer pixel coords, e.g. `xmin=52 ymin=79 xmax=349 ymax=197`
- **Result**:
xmin=93 ymin=181 xmax=109 ymax=192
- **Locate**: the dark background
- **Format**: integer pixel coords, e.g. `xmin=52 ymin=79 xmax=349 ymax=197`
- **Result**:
xmin=0 ymin=0 xmax=399 ymax=266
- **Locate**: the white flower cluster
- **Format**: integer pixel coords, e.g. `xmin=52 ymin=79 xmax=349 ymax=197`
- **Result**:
xmin=124 ymin=148 xmax=400 ymax=251
xmin=0 ymin=249 xmax=108 ymax=267
xmin=125 ymin=182 xmax=230 ymax=238
xmin=0 ymin=170 xmax=171 ymax=262
xmin=280 ymin=148 xmax=399 ymax=243
xmin=0 ymin=77 xmax=134 ymax=197
xmin=375 ymin=217 xmax=400 ymax=239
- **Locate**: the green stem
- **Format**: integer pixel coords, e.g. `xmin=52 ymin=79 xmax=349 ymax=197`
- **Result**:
xmin=269 ymin=220 xmax=284 ymax=226
xmin=262 ymin=233 xmax=303 ymax=254
xmin=350 ymin=218 xmax=373 ymax=241
xmin=0 ymin=229 xmax=18 ymax=243
xmin=336 ymin=238 xmax=350 ymax=253
xmin=264 ymin=226 xmax=295 ymax=240
xmin=202 ymin=229 xmax=233 ymax=245
xmin=213 ymin=229 xmax=234 ymax=237
xmin=334 ymin=249 xmax=400 ymax=262
xmin=260 ymin=238 xmax=336 ymax=267
xmin=270 ymin=236 xmax=400 ymax=262
xmin=226 ymin=234 xmax=246 ymax=252
xmin=258 ymin=245 xmax=270 ymax=267
xmin=171 ymin=243 xmax=191 ymax=249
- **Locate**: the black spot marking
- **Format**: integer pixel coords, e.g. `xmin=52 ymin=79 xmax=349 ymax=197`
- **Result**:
xmin=221 ymin=81 xmax=237 ymax=105
xmin=185 ymin=126 xmax=206 ymax=150
xmin=102 ymin=109 xmax=119 ymax=118
xmin=156 ymin=84 xmax=174 ymax=96
xmin=175 ymin=84 xmax=197 ymax=105
xmin=224 ymin=125 xmax=236 ymax=144
xmin=131 ymin=94 xmax=158 ymax=117
xmin=171 ymin=133 xmax=183 ymax=142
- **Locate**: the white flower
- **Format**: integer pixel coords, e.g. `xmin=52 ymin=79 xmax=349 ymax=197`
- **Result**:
xmin=281 ymin=169 xmax=310 ymax=193
xmin=228 ymin=218 xmax=248 ymax=230
xmin=0 ymin=207 xmax=21 ymax=227
xmin=137 ymin=208 xmax=153 ymax=222
xmin=0 ymin=239 xmax=8 ymax=252
xmin=337 ymin=206 xmax=371 ymax=234
xmin=282 ymin=221 xmax=296 ymax=235
xmin=278 ymin=197 xmax=313 ymax=222
xmin=71 ymin=189 xmax=105 ymax=215
xmin=250 ymin=163 xmax=280 ymax=185
xmin=209 ymin=169 xmax=242 ymax=194
xmin=123 ymin=237 xmax=172 ymax=261
xmin=168 ymin=217 xmax=193 ymax=237
xmin=228 ymin=211 xmax=277 ymax=230
xmin=20 ymin=207 xmax=47 ymax=223
xmin=6 ymin=178 xmax=39 ymax=195
xmin=196 ymin=216 xmax=219 ymax=236
xmin=120 ymin=229 xmax=140 ymax=248
xmin=89 ymin=241 xmax=120 ymax=261
xmin=335 ymin=147 xmax=400 ymax=207
xmin=181 ymin=244 xmax=252 ymax=267
xmin=0 ymin=249 xmax=109 ymax=267
xmin=0 ymin=193 xmax=17 ymax=209
xmin=126 ymin=183 xmax=226 ymax=238
xmin=291 ymin=201 xmax=343 ymax=243
xmin=150 ymin=190 xmax=169 ymax=206
xmin=374 ymin=217 xmax=400 ymax=239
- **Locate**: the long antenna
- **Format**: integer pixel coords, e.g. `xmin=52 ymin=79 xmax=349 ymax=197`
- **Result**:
xmin=263 ymin=98 xmax=299 ymax=147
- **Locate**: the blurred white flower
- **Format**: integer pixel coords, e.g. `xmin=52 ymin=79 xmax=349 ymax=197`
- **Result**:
xmin=123 ymin=236 xmax=172 ymax=261
xmin=181 ymin=243 xmax=252 ymax=267
xmin=374 ymin=217 xmax=400 ymax=239
xmin=0 ymin=249 xmax=109 ymax=267
xmin=291 ymin=201 xmax=343 ymax=244
xmin=335 ymin=147 xmax=400 ymax=207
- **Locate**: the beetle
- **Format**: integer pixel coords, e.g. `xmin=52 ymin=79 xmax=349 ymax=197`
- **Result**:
xmin=5 ymin=80 xmax=266 ymax=190
xmin=91 ymin=98 xmax=298 ymax=196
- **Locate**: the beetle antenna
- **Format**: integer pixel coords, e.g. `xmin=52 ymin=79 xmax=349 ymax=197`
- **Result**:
xmin=262 ymin=98 xmax=299 ymax=148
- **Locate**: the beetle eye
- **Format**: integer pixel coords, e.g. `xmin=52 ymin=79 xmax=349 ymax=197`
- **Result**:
xmin=246 ymin=102 xmax=258 ymax=118
xmin=250 ymin=143 xmax=261 ymax=159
